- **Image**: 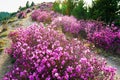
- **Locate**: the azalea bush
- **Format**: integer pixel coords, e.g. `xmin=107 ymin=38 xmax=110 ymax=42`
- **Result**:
xmin=31 ymin=10 xmax=51 ymax=22
xmin=4 ymin=24 xmax=116 ymax=80
xmin=88 ymin=27 xmax=116 ymax=50
xmin=31 ymin=9 xmax=61 ymax=23
xmin=39 ymin=2 xmax=53 ymax=10
xmin=88 ymin=26 xmax=120 ymax=53
xmin=80 ymin=20 xmax=105 ymax=34
xmin=50 ymin=16 xmax=120 ymax=53
xmin=51 ymin=16 xmax=80 ymax=34
xmin=51 ymin=16 xmax=106 ymax=35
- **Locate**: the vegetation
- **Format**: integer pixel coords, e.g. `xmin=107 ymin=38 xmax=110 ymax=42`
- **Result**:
xmin=0 ymin=12 xmax=11 ymax=22
xmin=18 ymin=1 xmax=35 ymax=11
xmin=53 ymin=0 xmax=120 ymax=25
xmin=4 ymin=24 xmax=116 ymax=80
xmin=89 ymin=0 xmax=120 ymax=24
xmin=1 ymin=1 xmax=120 ymax=80
xmin=72 ymin=0 xmax=87 ymax=19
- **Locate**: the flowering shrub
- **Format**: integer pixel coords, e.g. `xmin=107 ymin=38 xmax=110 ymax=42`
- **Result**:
xmin=16 ymin=11 xmax=26 ymax=19
xmin=81 ymin=20 xmax=105 ymax=34
xmin=51 ymin=16 xmax=80 ymax=34
xmin=117 ymin=30 xmax=120 ymax=42
xmin=115 ymin=30 xmax=120 ymax=54
xmin=51 ymin=16 xmax=106 ymax=35
xmin=39 ymin=2 xmax=53 ymax=10
xmin=87 ymin=24 xmax=120 ymax=52
xmin=50 ymin=16 xmax=120 ymax=52
xmin=31 ymin=10 xmax=51 ymax=23
xmin=88 ymin=27 xmax=116 ymax=50
xmin=31 ymin=9 xmax=61 ymax=23
xmin=4 ymin=24 xmax=116 ymax=80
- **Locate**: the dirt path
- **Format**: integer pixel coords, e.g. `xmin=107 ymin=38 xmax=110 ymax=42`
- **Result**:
xmin=0 ymin=51 xmax=12 ymax=79
xmin=0 ymin=35 xmax=12 ymax=79
xmin=99 ymin=54 xmax=120 ymax=79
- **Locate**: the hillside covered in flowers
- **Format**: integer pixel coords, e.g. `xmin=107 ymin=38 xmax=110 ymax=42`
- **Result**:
xmin=0 ymin=1 xmax=120 ymax=80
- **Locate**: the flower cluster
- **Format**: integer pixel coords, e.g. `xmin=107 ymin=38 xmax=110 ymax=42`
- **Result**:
xmin=87 ymin=25 xmax=120 ymax=52
xmin=78 ymin=21 xmax=120 ymax=52
xmin=51 ymin=16 xmax=80 ymax=34
xmin=4 ymin=24 xmax=116 ymax=80
xmin=16 ymin=11 xmax=26 ymax=19
xmin=50 ymin=16 xmax=120 ymax=52
xmin=39 ymin=2 xmax=53 ymax=10
xmin=31 ymin=10 xmax=52 ymax=23
xmin=80 ymin=20 xmax=105 ymax=34
xmin=88 ymin=27 xmax=116 ymax=50
xmin=31 ymin=9 xmax=61 ymax=23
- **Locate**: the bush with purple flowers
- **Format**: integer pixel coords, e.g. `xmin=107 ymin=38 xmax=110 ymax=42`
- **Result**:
xmin=88 ymin=27 xmax=116 ymax=50
xmin=31 ymin=9 xmax=62 ymax=24
xmin=4 ymin=23 xmax=116 ymax=80
xmin=50 ymin=16 xmax=120 ymax=53
xmin=87 ymin=25 xmax=120 ymax=53
xmin=31 ymin=10 xmax=52 ymax=23
xmin=51 ymin=16 xmax=80 ymax=34
xmin=39 ymin=2 xmax=53 ymax=10
xmin=50 ymin=16 xmax=106 ymax=35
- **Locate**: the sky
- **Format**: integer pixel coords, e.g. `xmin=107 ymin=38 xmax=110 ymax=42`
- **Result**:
xmin=0 ymin=0 xmax=92 ymax=13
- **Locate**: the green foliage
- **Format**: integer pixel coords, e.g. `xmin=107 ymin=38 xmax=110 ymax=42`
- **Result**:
xmin=89 ymin=0 xmax=120 ymax=24
xmin=60 ymin=2 xmax=67 ymax=15
xmin=0 ymin=12 xmax=10 ymax=22
xmin=52 ymin=1 xmax=61 ymax=13
xmin=53 ymin=0 xmax=120 ymax=24
xmin=18 ymin=6 xmax=26 ymax=11
xmin=30 ymin=1 xmax=35 ymax=7
xmin=64 ymin=0 xmax=76 ymax=15
xmin=72 ymin=0 xmax=88 ymax=19
xmin=26 ymin=1 xmax=30 ymax=8
xmin=53 ymin=0 xmax=76 ymax=15
xmin=18 ymin=1 xmax=34 ymax=11
xmin=10 ymin=12 xmax=17 ymax=17
xmin=115 ymin=14 xmax=120 ymax=26
xmin=53 ymin=0 xmax=88 ymax=18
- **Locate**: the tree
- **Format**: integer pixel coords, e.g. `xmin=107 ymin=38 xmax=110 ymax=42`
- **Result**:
xmin=89 ymin=0 xmax=120 ymax=24
xmin=65 ymin=0 xmax=76 ymax=15
xmin=72 ymin=0 xmax=87 ymax=19
xmin=26 ymin=1 xmax=30 ymax=8
xmin=31 ymin=1 xmax=35 ymax=7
